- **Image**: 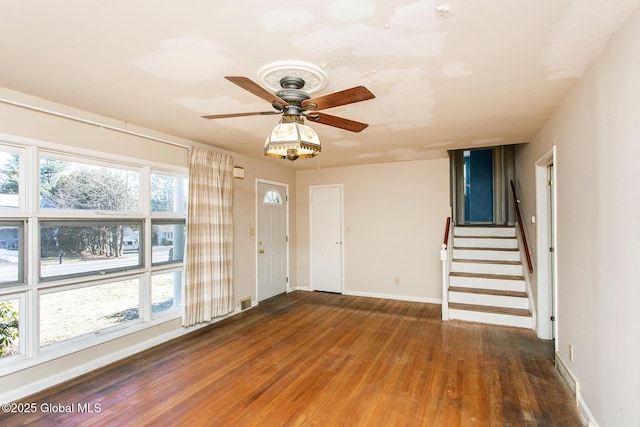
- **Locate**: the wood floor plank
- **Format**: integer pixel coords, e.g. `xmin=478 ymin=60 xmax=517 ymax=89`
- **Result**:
xmin=0 ymin=292 xmax=581 ymax=426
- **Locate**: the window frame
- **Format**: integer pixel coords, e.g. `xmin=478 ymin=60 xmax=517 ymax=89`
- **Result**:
xmin=0 ymin=138 xmax=188 ymax=373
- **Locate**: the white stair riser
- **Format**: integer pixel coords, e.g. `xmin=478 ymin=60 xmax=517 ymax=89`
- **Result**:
xmin=452 ymin=262 xmax=523 ymax=276
xmin=454 ymin=227 xmax=516 ymax=238
xmin=449 ymin=275 xmax=525 ymax=292
xmin=449 ymin=309 xmax=533 ymax=329
xmin=453 ymin=249 xmax=520 ymax=262
xmin=449 ymin=292 xmax=530 ymax=310
xmin=454 ymin=237 xmax=518 ymax=249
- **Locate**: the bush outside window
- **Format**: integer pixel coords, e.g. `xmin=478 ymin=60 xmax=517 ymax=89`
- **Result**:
xmin=0 ymin=298 xmax=19 ymax=358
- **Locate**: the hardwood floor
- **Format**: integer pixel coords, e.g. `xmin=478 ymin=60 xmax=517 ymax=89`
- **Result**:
xmin=1 ymin=292 xmax=581 ymax=426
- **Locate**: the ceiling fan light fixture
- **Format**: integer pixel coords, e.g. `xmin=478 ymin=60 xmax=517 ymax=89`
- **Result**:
xmin=264 ymin=115 xmax=321 ymax=161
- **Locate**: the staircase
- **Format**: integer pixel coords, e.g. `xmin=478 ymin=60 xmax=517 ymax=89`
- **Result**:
xmin=447 ymin=226 xmax=533 ymax=329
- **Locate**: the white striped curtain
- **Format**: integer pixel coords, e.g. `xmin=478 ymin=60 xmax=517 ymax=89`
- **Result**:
xmin=183 ymin=148 xmax=234 ymax=326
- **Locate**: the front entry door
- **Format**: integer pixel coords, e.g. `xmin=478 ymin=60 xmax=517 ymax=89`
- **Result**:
xmin=465 ymin=149 xmax=494 ymax=223
xmin=257 ymin=181 xmax=288 ymax=301
xmin=310 ymin=185 xmax=343 ymax=293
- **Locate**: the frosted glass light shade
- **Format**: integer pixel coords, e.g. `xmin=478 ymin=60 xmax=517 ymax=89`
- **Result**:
xmin=264 ymin=116 xmax=321 ymax=161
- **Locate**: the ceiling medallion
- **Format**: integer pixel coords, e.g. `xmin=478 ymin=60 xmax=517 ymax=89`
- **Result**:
xmin=257 ymin=60 xmax=328 ymax=94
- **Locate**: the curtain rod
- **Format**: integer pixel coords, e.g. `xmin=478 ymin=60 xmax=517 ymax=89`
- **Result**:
xmin=0 ymin=97 xmax=190 ymax=149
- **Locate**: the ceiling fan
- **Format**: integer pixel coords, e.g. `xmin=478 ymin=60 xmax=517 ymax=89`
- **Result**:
xmin=202 ymin=76 xmax=375 ymax=133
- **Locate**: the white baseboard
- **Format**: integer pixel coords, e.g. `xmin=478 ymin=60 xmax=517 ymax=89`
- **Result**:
xmin=291 ymin=287 xmax=440 ymax=305
xmin=343 ymin=290 xmax=441 ymax=305
xmin=555 ymin=351 xmax=599 ymax=427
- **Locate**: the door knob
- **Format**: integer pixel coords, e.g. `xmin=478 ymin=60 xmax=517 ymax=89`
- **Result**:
xmin=258 ymin=249 xmax=265 ymax=254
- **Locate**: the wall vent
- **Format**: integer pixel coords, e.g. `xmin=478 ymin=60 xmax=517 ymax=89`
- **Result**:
xmin=240 ymin=298 xmax=252 ymax=311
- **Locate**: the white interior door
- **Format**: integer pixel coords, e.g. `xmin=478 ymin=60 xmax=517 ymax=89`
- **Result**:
xmin=535 ymin=147 xmax=556 ymax=341
xmin=310 ymin=185 xmax=343 ymax=293
xmin=257 ymin=181 xmax=288 ymax=301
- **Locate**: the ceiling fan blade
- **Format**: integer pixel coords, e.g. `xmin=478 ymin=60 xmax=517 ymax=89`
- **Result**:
xmin=202 ymin=111 xmax=280 ymax=119
xmin=225 ymin=76 xmax=289 ymax=107
xmin=306 ymin=112 xmax=369 ymax=133
xmin=302 ymin=86 xmax=375 ymax=111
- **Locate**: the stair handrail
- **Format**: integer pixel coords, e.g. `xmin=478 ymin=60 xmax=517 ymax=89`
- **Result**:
xmin=440 ymin=216 xmax=452 ymax=320
xmin=510 ymin=180 xmax=534 ymax=274
xmin=443 ymin=216 xmax=451 ymax=246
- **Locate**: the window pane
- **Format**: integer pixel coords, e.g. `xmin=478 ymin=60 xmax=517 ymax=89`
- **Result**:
xmin=0 ymin=222 xmax=24 ymax=286
xmin=0 ymin=298 xmax=19 ymax=358
xmin=40 ymin=221 xmax=142 ymax=280
xmin=152 ymin=271 xmax=182 ymax=317
xmin=0 ymin=150 xmax=20 ymax=209
xmin=40 ymin=279 xmax=140 ymax=347
xmin=40 ymin=157 xmax=139 ymax=211
xmin=151 ymin=173 xmax=188 ymax=213
xmin=151 ymin=222 xmax=185 ymax=265
xmin=263 ymin=189 xmax=282 ymax=204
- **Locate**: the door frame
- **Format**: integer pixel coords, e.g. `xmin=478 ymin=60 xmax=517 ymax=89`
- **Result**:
xmin=535 ymin=146 xmax=558 ymax=345
xmin=255 ymin=179 xmax=290 ymax=302
xmin=451 ymin=146 xmax=515 ymax=226
xmin=309 ymin=184 xmax=344 ymax=293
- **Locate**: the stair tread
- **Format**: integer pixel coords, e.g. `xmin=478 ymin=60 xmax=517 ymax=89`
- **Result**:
xmin=450 ymin=272 xmax=525 ymax=281
xmin=454 ymin=236 xmax=516 ymax=239
xmin=449 ymin=302 xmax=532 ymax=317
xmin=452 ymin=259 xmax=521 ymax=265
xmin=455 ymin=225 xmax=514 ymax=228
xmin=449 ymin=286 xmax=527 ymax=298
xmin=453 ymin=246 xmax=518 ymax=252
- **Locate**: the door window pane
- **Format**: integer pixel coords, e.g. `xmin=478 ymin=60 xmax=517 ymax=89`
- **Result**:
xmin=263 ymin=189 xmax=282 ymax=204
xmin=40 ymin=221 xmax=143 ymax=280
xmin=40 ymin=157 xmax=139 ymax=212
xmin=40 ymin=279 xmax=140 ymax=347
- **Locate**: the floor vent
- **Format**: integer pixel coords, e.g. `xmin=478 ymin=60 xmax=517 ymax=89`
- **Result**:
xmin=240 ymin=298 xmax=252 ymax=311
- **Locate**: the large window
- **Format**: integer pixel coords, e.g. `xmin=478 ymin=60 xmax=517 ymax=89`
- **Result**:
xmin=0 ymin=142 xmax=187 ymax=366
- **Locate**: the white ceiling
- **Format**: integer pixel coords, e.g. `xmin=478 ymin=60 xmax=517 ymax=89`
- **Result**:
xmin=1 ymin=0 xmax=638 ymax=169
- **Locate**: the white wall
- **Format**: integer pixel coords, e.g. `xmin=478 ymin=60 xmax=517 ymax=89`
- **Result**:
xmin=0 ymin=87 xmax=296 ymax=401
xmin=515 ymin=7 xmax=640 ymax=425
xmin=296 ymin=159 xmax=450 ymax=302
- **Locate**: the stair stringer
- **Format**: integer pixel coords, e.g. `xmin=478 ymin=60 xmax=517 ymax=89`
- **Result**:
xmin=514 ymin=222 xmax=537 ymax=331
